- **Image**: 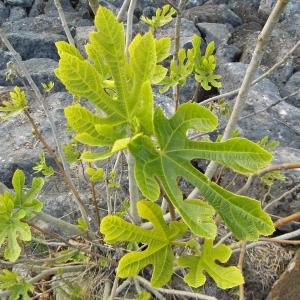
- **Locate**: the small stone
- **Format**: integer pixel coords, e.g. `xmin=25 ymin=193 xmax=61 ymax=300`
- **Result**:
xmin=0 ymin=31 xmax=67 ymax=61
xmin=215 ymin=43 xmax=241 ymax=65
xmin=186 ymin=0 xmax=204 ymax=9
xmin=218 ymin=62 xmax=300 ymax=149
xmin=280 ymin=72 xmax=300 ymax=108
xmin=74 ymin=26 xmax=95 ymax=56
xmin=7 ymin=0 xmax=33 ymax=8
xmin=142 ymin=6 xmax=156 ymax=18
xmin=29 ymin=0 xmax=46 ymax=17
xmin=8 ymin=6 xmax=27 ymax=21
xmin=44 ymin=0 xmax=74 ymax=16
xmin=0 ymin=1 xmax=10 ymax=24
xmin=0 ymin=50 xmax=14 ymax=70
xmin=197 ymin=22 xmax=233 ymax=47
xmin=259 ymin=0 xmax=300 ymax=21
xmin=183 ymin=4 xmax=242 ymax=27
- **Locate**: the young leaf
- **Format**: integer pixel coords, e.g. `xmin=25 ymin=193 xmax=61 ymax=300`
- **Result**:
xmin=0 ymin=170 xmax=42 ymax=261
xmin=100 ymin=200 xmax=187 ymax=287
xmin=141 ymin=5 xmax=176 ymax=32
xmin=178 ymin=240 xmax=244 ymax=289
xmin=86 ymin=167 xmax=105 ymax=182
xmin=0 ymin=193 xmax=31 ymax=262
xmin=0 ymin=269 xmax=33 ymax=300
xmin=192 ymin=36 xmax=222 ymax=91
xmin=128 ymin=103 xmax=274 ymax=240
xmin=0 ymin=86 xmax=27 ymax=119
xmin=12 ymin=169 xmax=44 ymax=216
xmin=32 ymin=152 xmax=54 ymax=177
xmin=56 ymin=7 xmax=161 ymax=160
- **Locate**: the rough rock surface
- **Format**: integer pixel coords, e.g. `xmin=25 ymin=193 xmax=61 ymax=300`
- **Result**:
xmin=0 ymin=58 xmax=64 ymax=91
xmin=0 ymin=32 xmax=67 ymax=60
xmin=197 ymin=22 xmax=232 ymax=47
xmin=218 ymin=63 xmax=300 ymax=149
xmin=280 ymin=72 xmax=300 ymax=108
xmin=183 ymin=4 xmax=242 ymax=27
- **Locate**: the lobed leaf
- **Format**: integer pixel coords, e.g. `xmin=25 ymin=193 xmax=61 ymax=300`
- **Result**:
xmin=129 ymin=103 xmax=274 ymax=240
xmin=100 ymin=200 xmax=187 ymax=287
xmin=178 ymin=240 xmax=244 ymax=289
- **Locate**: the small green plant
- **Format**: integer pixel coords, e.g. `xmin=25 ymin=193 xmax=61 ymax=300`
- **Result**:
xmin=32 ymin=152 xmax=54 ymax=177
xmin=53 ymin=6 xmax=274 ymax=290
xmin=0 ymin=170 xmax=43 ymax=262
xmin=0 ymin=269 xmax=33 ymax=300
xmin=0 ymin=5 xmax=280 ymax=298
xmin=0 ymin=86 xmax=27 ymax=119
xmin=141 ymin=4 xmax=176 ymax=32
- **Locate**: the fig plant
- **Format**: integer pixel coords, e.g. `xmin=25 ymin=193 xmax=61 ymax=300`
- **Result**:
xmin=55 ymin=5 xmax=274 ymax=288
xmin=0 ymin=4 xmax=277 ymax=298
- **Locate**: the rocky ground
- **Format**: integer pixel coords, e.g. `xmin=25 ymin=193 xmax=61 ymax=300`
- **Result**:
xmin=0 ymin=0 xmax=300 ymax=299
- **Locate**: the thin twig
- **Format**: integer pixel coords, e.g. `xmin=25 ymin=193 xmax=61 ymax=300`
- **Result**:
xmin=136 ymin=276 xmax=166 ymax=300
xmin=125 ymin=0 xmax=137 ymax=56
xmin=259 ymin=237 xmax=300 ymax=245
xmin=136 ymin=276 xmax=217 ymax=300
xmin=232 ymin=228 xmax=300 ymax=253
xmin=53 ymin=0 xmax=75 ymax=46
xmin=173 ymin=0 xmax=186 ymax=109
xmin=257 ymin=162 xmax=300 ymax=177
xmin=240 ymin=88 xmax=300 ymax=120
xmin=238 ymin=242 xmax=246 ymax=300
xmin=264 ymin=183 xmax=300 ymax=211
xmin=117 ymin=0 xmax=131 ymax=21
xmin=274 ymin=211 xmax=300 ymax=229
xmin=88 ymin=0 xmax=99 ymax=15
xmin=109 ymin=276 xmax=119 ymax=300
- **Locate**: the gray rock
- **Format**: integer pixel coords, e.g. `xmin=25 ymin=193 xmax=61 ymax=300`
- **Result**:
xmin=0 ymin=58 xmax=64 ymax=92
xmin=7 ymin=0 xmax=33 ymax=7
xmin=186 ymin=0 xmax=204 ymax=9
xmin=280 ymin=72 xmax=300 ymax=108
xmin=218 ymin=63 xmax=300 ymax=149
xmin=8 ymin=6 xmax=27 ymax=21
xmin=197 ymin=22 xmax=232 ymax=47
xmin=259 ymin=0 xmax=300 ymax=21
xmin=264 ymin=147 xmax=300 ymax=224
xmin=240 ymin=14 xmax=300 ymax=88
xmin=2 ymin=13 xmax=92 ymax=35
xmin=229 ymin=0 xmax=262 ymax=24
xmin=154 ymin=92 xmax=175 ymax=117
xmin=0 ymin=31 xmax=67 ymax=61
xmin=0 ymin=50 xmax=14 ymax=70
xmin=0 ymin=90 xmax=71 ymax=187
xmin=228 ymin=21 xmax=262 ymax=49
xmin=29 ymin=0 xmax=46 ymax=17
xmin=74 ymin=26 xmax=95 ymax=56
xmin=183 ymin=4 xmax=242 ymax=27
xmin=0 ymin=1 xmax=10 ymax=24
xmin=44 ymin=0 xmax=75 ymax=16
xmin=215 ymin=43 xmax=241 ymax=65
xmin=142 ymin=6 xmax=156 ymax=18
